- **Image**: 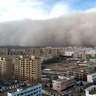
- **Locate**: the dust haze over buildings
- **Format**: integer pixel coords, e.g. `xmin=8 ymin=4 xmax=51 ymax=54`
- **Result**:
xmin=0 ymin=12 xmax=96 ymax=47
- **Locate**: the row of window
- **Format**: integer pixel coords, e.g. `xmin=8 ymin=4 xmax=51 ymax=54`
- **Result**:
xmin=13 ymin=88 xmax=41 ymax=96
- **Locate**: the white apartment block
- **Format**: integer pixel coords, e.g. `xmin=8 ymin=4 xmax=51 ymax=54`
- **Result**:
xmin=85 ymin=85 xmax=96 ymax=96
xmin=87 ymin=73 xmax=96 ymax=83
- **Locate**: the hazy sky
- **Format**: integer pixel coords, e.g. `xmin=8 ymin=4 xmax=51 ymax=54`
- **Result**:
xmin=0 ymin=0 xmax=96 ymax=22
xmin=0 ymin=0 xmax=96 ymax=47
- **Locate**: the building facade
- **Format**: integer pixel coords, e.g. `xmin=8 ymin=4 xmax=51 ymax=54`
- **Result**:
xmin=87 ymin=73 xmax=96 ymax=83
xmin=0 ymin=57 xmax=13 ymax=80
xmin=52 ymin=77 xmax=76 ymax=92
xmin=8 ymin=83 xmax=42 ymax=96
xmin=14 ymin=55 xmax=42 ymax=83
xmin=85 ymin=85 xmax=96 ymax=96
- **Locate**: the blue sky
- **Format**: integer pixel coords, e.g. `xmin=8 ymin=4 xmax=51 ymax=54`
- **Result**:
xmin=0 ymin=0 xmax=96 ymax=22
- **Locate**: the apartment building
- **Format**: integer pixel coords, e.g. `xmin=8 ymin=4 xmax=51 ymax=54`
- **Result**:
xmin=0 ymin=57 xmax=13 ymax=80
xmin=14 ymin=55 xmax=42 ymax=83
xmin=30 ymin=48 xmax=42 ymax=56
xmin=42 ymin=47 xmax=59 ymax=57
xmin=7 ymin=83 xmax=42 ymax=96
xmin=66 ymin=67 xmax=92 ymax=81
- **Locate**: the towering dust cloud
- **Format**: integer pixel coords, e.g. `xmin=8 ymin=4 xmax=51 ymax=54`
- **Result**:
xmin=0 ymin=12 xmax=96 ymax=47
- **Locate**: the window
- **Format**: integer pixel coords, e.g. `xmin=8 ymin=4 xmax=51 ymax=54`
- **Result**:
xmin=28 ymin=90 xmax=30 ymax=93
xmin=30 ymin=93 xmax=33 ymax=95
xmin=20 ymin=93 xmax=24 ymax=95
xmin=34 ymin=92 xmax=36 ymax=94
xmin=34 ymin=88 xmax=36 ymax=91
xmin=39 ymin=86 xmax=41 ymax=89
xmin=39 ymin=93 xmax=41 ymax=96
xmin=31 ymin=89 xmax=33 ymax=92
xmin=25 ymin=91 xmax=28 ymax=94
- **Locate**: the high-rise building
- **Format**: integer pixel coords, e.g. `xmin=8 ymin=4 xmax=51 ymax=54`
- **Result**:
xmin=0 ymin=57 xmax=13 ymax=80
xmin=14 ymin=55 xmax=42 ymax=83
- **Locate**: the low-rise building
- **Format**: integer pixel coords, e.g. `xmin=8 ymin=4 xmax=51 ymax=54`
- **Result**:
xmin=87 ymin=73 xmax=96 ymax=83
xmin=7 ymin=83 xmax=42 ymax=96
xmin=85 ymin=85 xmax=96 ymax=96
xmin=52 ymin=76 xmax=76 ymax=92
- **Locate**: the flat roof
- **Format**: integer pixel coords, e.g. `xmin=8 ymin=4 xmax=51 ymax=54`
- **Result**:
xmin=85 ymin=85 xmax=96 ymax=91
xmin=0 ymin=83 xmax=41 ymax=96
xmin=8 ymin=83 xmax=41 ymax=94
xmin=53 ymin=78 xmax=74 ymax=83
xmin=88 ymin=73 xmax=96 ymax=75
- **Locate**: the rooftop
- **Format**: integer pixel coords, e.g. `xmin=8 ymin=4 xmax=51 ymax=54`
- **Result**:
xmin=0 ymin=83 xmax=41 ymax=96
xmin=53 ymin=77 xmax=75 ymax=83
xmin=85 ymin=85 xmax=96 ymax=91
xmin=8 ymin=83 xmax=41 ymax=94
xmin=88 ymin=72 xmax=96 ymax=75
xmin=85 ymin=85 xmax=96 ymax=95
